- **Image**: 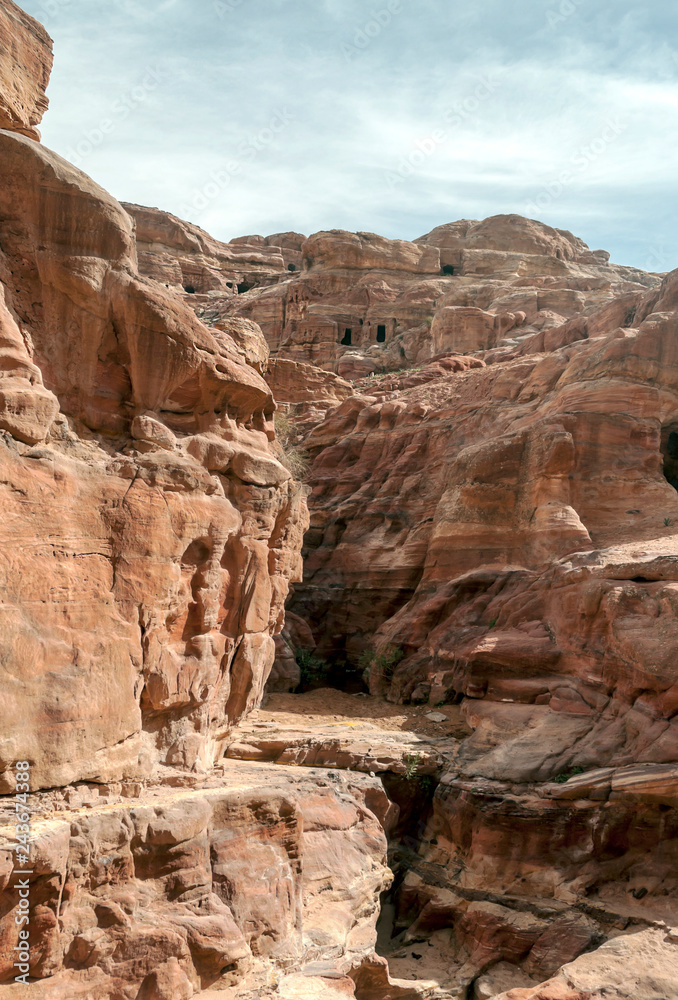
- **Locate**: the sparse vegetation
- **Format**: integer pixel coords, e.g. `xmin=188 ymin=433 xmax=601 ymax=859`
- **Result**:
xmin=295 ymin=648 xmax=331 ymax=688
xmin=274 ymin=412 xmax=309 ymax=481
xmin=664 ymin=516 xmax=672 ymax=526
xmin=553 ymin=765 xmax=585 ymax=784
xmin=418 ymin=775 xmax=437 ymax=796
xmin=404 ymin=753 xmax=421 ymax=779
xmin=488 ymin=617 xmax=498 ymax=628
xmin=358 ymin=645 xmax=405 ymax=686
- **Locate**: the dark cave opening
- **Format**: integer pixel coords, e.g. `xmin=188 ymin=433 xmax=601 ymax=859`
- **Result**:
xmin=376 ymin=324 xmax=387 ymax=343
xmin=184 ymin=285 xmax=196 ymax=294
xmin=441 ymin=264 xmax=455 ymax=275
xmin=373 ymin=771 xmax=440 ymax=960
xmin=287 ymin=263 xmax=296 ymax=272
xmin=662 ymin=425 xmax=678 ymax=490
xmin=237 ymin=280 xmax=254 ymax=294
xmin=341 ymin=328 xmax=352 ymax=346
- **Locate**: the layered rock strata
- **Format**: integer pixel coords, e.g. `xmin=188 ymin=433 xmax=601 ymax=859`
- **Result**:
xmin=217 ymin=218 xmax=657 ymax=377
xmin=1 ymin=2 xmax=677 ymax=998
xmin=0 ymin=0 xmax=51 ymax=140
xmin=0 ymin=126 xmax=309 ymax=790
xmin=0 ymin=763 xmax=392 ymax=999
xmin=280 ymin=259 xmax=678 ymax=995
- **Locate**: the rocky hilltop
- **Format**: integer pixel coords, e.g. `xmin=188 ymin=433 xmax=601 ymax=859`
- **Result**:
xmin=0 ymin=2 xmax=676 ymax=999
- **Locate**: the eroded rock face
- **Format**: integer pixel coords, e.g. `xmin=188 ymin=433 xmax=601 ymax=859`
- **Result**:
xmin=127 ymin=201 xmax=657 ymax=380
xmin=416 ymin=214 xmax=612 ymax=265
xmin=0 ymin=0 xmax=51 ymax=140
xmin=124 ymin=202 xmax=287 ymax=296
xmin=285 ymin=265 xmax=678 ymax=990
xmin=1 ymin=2 xmax=677 ymax=996
xmin=490 ymin=927 xmax=678 ymax=1000
xmin=211 ymin=215 xmax=655 ymax=375
xmin=0 ymin=763 xmax=391 ymax=998
xmin=0 ymin=128 xmax=308 ymax=793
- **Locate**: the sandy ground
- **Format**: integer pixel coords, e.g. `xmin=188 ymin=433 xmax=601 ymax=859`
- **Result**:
xmin=257 ymin=688 xmax=471 ymax=741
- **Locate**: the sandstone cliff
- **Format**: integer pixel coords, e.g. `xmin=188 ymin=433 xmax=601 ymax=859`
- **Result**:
xmin=0 ymin=3 xmax=677 ymax=999
xmin=0 ymin=0 xmax=51 ymax=140
xmin=283 ymin=248 xmax=678 ymax=996
xmin=0 ymin=9 xmax=387 ymax=998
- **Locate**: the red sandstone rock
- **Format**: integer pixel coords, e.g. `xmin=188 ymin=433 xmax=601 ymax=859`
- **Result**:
xmin=124 ymin=202 xmax=285 ymax=294
xmin=0 ymin=0 xmax=51 ymax=140
xmin=0 ymin=127 xmax=307 ymax=793
xmin=303 ymin=230 xmax=441 ymax=275
xmin=0 ymin=764 xmax=391 ymax=997
xmin=266 ymin=357 xmax=353 ymax=410
xmin=1 ymin=4 xmax=677 ymax=997
xmin=416 ymin=215 xmax=610 ymax=264
xmin=285 ymin=262 xmax=678 ymax=969
xmin=222 ymin=217 xmax=653 ymax=377
xmin=491 ymin=927 xmax=678 ymax=1000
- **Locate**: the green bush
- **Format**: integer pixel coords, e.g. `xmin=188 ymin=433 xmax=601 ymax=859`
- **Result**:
xmin=404 ymin=753 xmax=421 ymax=780
xmin=295 ymin=648 xmax=331 ymax=688
xmin=553 ymin=765 xmax=585 ymax=784
xmin=359 ymin=645 xmax=404 ymax=686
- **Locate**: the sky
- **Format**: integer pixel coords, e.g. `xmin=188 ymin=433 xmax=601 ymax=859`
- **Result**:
xmin=19 ymin=0 xmax=678 ymax=271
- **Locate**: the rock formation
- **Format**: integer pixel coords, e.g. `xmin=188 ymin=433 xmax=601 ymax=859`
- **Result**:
xmin=0 ymin=0 xmax=51 ymax=140
xmin=216 ymin=216 xmax=654 ymax=379
xmin=0 ymin=2 xmax=676 ymax=999
xmin=280 ymin=252 xmax=678 ymax=995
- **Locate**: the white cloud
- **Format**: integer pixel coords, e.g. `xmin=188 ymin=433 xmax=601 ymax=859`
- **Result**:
xmin=18 ymin=0 xmax=678 ymax=269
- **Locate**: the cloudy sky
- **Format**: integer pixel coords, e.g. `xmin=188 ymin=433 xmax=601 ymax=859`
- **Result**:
xmin=20 ymin=0 xmax=678 ymax=270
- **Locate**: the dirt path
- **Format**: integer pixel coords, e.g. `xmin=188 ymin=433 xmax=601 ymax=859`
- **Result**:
xmin=257 ymin=688 xmax=471 ymax=741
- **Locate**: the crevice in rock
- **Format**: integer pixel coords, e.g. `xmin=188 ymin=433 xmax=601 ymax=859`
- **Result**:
xmin=662 ymin=421 xmax=678 ymax=490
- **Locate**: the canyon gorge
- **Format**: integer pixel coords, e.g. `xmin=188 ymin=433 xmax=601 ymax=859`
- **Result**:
xmin=0 ymin=2 xmax=676 ymax=998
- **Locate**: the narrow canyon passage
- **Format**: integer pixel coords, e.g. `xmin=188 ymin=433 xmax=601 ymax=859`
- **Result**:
xmin=0 ymin=3 xmax=677 ymax=996
xmin=221 ymin=682 xmax=678 ymax=999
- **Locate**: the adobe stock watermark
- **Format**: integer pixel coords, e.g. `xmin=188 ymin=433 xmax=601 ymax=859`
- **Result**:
xmin=179 ymin=107 xmax=295 ymax=219
xmin=525 ymin=116 xmax=628 ymax=216
xmin=644 ymin=245 xmax=674 ymax=273
xmin=36 ymin=0 xmax=74 ymax=22
xmin=65 ymin=66 xmax=168 ymax=168
xmin=383 ymin=75 xmax=500 ymax=191
xmin=342 ymin=0 xmax=404 ymax=62
xmin=214 ymin=0 xmax=246 ymax=16
xmin=545 ymin=0 xmax=585 ymax=29
xmin=12 ymin=761 xmax=32 ymax=985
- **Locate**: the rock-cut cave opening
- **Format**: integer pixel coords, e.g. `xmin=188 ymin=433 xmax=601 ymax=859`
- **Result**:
xmin=376 ymin=324 xmax=387 ymax=342
xmin=288 ymin=263 xmax=296 ymax=272
xmin=183 ymin=284 xmax=196 ymax=294
xmin=237 ymin=280 xmax=254 ymax=294
xmin=662 ymin=424 xmax=678 ymax=490
xmin=441 ymin=264 xmax=455 ymax=275
xmin=341 ymin=328 xmax=352 ymax=345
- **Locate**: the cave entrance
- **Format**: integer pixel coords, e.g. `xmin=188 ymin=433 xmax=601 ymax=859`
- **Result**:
xmin=237 ymin=280 xmax=254 ymax=294
xmin=376 ymin=324 xmax=387 ymax=343
xmin=184 ymin=285 xmax=196 ymax=294
xmin=341 ymin=328 xmax=352 ymax=346
xmin=441 ymin=264 xmax=455 ymax=275
xmin=288 ymin=263 xmax=296 ymax=272
xmin=662 ymin=424 xmax=678 ymax=490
